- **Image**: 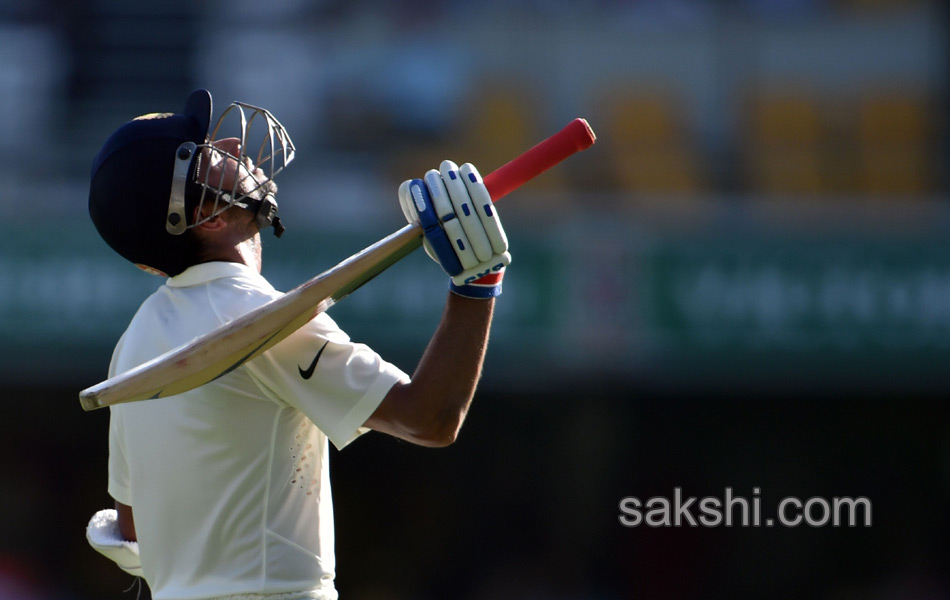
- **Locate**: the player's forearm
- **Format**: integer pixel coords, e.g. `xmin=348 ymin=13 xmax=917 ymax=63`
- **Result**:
xmin=368 ymin=293 xmax=494 ymax=446
xmin=412 ymin=292 xmax=494 ymax=417
xmin=115 ymin=501 xmax=137 ymax=541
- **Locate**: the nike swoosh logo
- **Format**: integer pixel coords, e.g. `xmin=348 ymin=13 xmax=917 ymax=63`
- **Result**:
xmin=298 ymin=340 xmax=330 ymax=380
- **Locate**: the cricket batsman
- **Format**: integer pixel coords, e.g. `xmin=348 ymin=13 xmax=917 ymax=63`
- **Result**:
xmin=84 ymin=89 xmax=510 ymax=599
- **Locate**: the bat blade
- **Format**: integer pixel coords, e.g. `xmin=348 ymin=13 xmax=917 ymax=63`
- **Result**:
xmin=79 ymin=118 xmax=596 ymax=411
xmin=79 ymin=224 xmax=423 ymax=410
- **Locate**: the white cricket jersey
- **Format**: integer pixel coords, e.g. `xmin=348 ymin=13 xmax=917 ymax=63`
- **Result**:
xmin=107 ymin=261 xmax=409 ymax=600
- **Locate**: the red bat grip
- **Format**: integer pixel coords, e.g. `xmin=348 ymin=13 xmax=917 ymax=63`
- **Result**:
xmin=483 ymin=118 xmax=596 ymax=201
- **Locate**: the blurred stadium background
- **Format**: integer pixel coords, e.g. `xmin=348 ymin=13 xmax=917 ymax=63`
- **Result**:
xmin=1 ymin=0 xmax=948 ymax=598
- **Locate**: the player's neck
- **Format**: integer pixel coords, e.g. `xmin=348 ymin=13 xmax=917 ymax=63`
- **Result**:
xmin=235 ymin=234 xmax=263 ymax=273
xmin=192 ymin=213 xmax=263 ymax=273
xmin=205 ymin=239 xmax=261 ymax=272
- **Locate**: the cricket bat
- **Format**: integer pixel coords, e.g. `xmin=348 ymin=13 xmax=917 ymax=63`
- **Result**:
xmin=79 ymin=118 xmax=596 ymax=411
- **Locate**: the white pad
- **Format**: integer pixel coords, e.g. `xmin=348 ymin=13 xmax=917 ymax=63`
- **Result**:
xmin=459 ymin=163 xmax=508 ymax=254
xmin=439 ymin=160 xmax=494 ymax=262
xmin=397 ymin=179 xmax=417 ymax=226
xmin=424 ymin=168 xmax=479 ymax=269
xmin=398 ymin=179 xmax=440 ymax=265
xmin=453 ymin=251 xmax=512 ymax=287
xmin=86 ymin=509 xmax=143 ymax=577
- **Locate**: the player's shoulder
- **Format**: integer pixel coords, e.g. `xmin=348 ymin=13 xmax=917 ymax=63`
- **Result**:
xmin=226 ymin=270 xmax=281 ymax=299
xmin=156 ymin=262 xmax=282 ymax=323
xmin=309 ymin=311 xmax=349 ymax=340
xmin=206 ymin=270 xmax=281 ymax=320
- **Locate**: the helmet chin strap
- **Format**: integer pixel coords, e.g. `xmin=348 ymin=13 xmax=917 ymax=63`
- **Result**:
xmin=252 ymin=193 xmax=284 ymax=237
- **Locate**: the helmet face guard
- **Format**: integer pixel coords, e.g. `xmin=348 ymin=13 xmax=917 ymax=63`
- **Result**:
xmin=89 ymin=89 xmax=295 ymax=277
xmin=167 ymin=100 xmax=295 ymax=238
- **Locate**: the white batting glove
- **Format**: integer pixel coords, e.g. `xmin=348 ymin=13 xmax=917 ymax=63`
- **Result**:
xmin=399 ymin=160 xmax=511 ymax=299
xmin=86 ymin=509 xmax=143 ymax=577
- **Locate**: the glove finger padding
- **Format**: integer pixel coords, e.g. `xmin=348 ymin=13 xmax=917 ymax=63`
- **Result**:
xmin=460 ymin=163 xmax=508 ymax=255
xmin=423 ymin=168 xmax=480 ymax=270
xmin=399 ymin=179 xmax=439 ymax=266
xmin=399 ymin=161 xmax=511 ymax=299
xmin=438 ymin=160 xmax=494 ymax=262
xmin=398 ymin=178 xmax=463 ymax=275
xmin=397 ymin=179 xmax=418 ymax=226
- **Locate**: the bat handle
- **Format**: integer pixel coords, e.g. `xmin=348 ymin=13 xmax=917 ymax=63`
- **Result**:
xmin=483 ymin=118 xmax=596 ymax=202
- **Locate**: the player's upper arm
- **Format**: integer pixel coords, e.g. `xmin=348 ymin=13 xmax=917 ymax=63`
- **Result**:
xmin=246 ymin=314 xmax=410 ymax=450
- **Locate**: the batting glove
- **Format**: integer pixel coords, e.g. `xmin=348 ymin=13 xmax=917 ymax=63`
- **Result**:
xmin=86 ymin=509 xmax=143 ymax=577
xmin=399 ymin=160 xmax=511 ymax=299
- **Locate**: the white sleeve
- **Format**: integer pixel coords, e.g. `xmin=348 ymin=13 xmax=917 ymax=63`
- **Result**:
xmin=245 ymin=313 xmax=410 ymax=450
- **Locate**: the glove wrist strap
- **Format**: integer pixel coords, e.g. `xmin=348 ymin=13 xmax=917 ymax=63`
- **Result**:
xmin=449 ymin=272 xmax=504 ymax=299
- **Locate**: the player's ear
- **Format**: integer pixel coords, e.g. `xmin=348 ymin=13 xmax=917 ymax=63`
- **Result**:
xmin=192 ymin=205 xmax=228 ymax=232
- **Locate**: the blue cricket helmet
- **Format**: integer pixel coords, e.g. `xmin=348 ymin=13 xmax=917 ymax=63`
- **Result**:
xmin=89 ymin=89 xmax=213 ymax=277
xmin=88 ymin=89 xmax=293 ymax=277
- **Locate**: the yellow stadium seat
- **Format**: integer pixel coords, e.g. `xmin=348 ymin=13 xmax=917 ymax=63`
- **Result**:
xmin=597 ymin=88 xmax=704 ymax=198
xmin=854 ymin=90 xmax=933 ymax=196
xmin=739 ymin=86 xmax=827 ymax=196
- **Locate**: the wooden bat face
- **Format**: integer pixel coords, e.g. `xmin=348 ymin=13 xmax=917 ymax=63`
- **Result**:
xmin=79 ymin=224 xmax=422 ymax=410
xmin=79 ymin=119 xmax=595 ymax=410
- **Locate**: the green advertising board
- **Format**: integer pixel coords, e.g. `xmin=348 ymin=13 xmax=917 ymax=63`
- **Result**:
xmin=3 ymin=218 xmax=949 ymax=394
xmin=639 ymin=232 xmax=950 ymax=392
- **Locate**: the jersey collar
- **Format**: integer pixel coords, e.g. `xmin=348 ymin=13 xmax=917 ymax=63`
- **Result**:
xmin=166 ymin=261 xmax=262 ymax=288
